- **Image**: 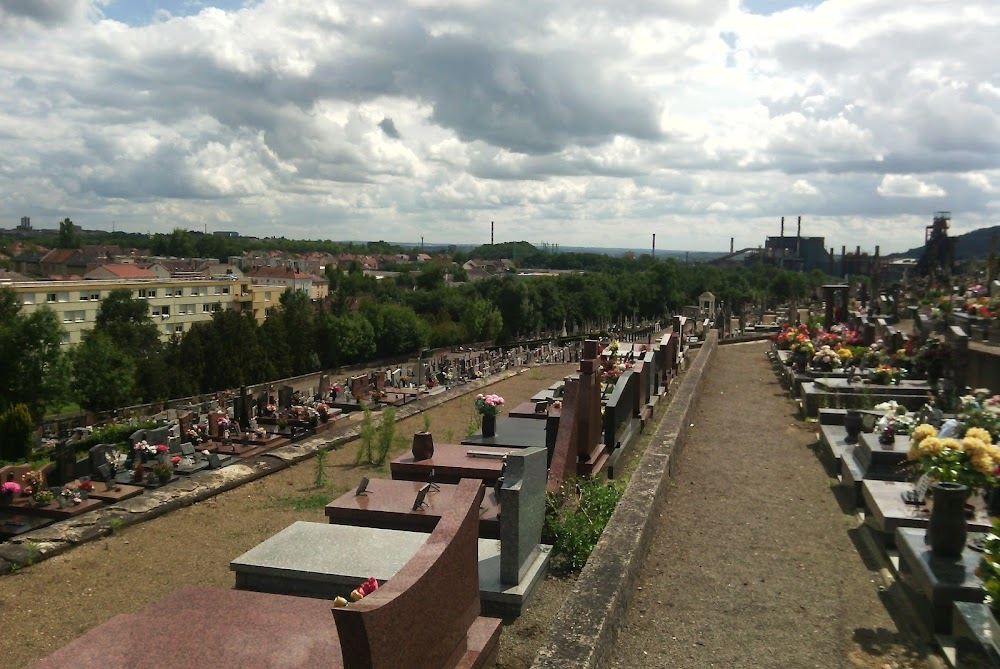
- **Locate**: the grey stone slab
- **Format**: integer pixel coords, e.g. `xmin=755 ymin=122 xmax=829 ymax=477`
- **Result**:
xmin=499 ymin=447 xmax=547 ymax=586
xmin=952 ymin=602 xmax=1000 ymax=668
xmin=231 ymin=521 xmax=551 ymax=617
xmin=231 ymin=521 xmax=429 ymax=598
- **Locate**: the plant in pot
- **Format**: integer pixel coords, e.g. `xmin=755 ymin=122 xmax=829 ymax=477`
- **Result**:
xmin=31 ymin=489 xmax=54 ymax=507
xmin=152 ymin=462 xmax=173 ymax=485
xmin=908 ymin=424 xmax=1000 ymax=555
xmin=0 ymin=481 xmax=20 ymax=505
xmin=475 ymin=393 xmax=504 ymax=438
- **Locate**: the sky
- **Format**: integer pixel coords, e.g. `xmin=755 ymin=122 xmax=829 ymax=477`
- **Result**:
xmin=0 ymin=0 xmax=997 ymax=254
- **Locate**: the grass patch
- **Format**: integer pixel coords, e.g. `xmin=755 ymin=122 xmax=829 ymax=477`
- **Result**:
xmin=277 ymin=492 xmax=333 ymax=511
xmin=543 ymin=477 xmax=626 ymax=576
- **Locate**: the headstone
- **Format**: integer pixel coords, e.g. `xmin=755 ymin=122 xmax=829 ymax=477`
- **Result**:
xmin=499 ymin=447 xmax=548 ymax=585
xmin=145 ymin=426 xmax=171 ymax=447
xmin=278 ymin=385 xmax=294 ymax=409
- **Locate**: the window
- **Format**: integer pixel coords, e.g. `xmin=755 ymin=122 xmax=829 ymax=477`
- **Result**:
xmin=63 ymin=312 xmax=72 ymax=323
xmin=172 ymin=324 xmax=184 ymax=333
xmin=79 ymin=292 xmax=89 ymax=301
xmin=147 ymin=289 xmax=157 ymax=298
xmin=58 ymin=292 xmax=69 ymax=303
xmin=161 ymin=306 xmax=170 ymax=316
xmin=61 ymin=332 xmax=70 ymax=345
xmin=75 ymin=311 xmax=85 ymax=323
xmin=203 ymin=304 xmax=212 ymax=313
xmin=151 ymin=306 xmax=161 ymax=317
xmin=138 ymin=289 xmax=148 ymax=298
xmin=222 ymin=286 xmax=231 ymax=295
xmin=265 ymin=292 xmax=272 ymax=302
xmin=21 ymin=293 xmax=34 ymax=305
xmin=214 ymin=285 xmax=222 ymax=295
xmin=191 ymin=287 xmax=202 ymax=296
xmin=90 ymin=292 xmax=100 ymax=301
xmin=47 ymin=293 xmax=56 ymax=303
xmin=264 ymin=307 xmax=273 ymax=317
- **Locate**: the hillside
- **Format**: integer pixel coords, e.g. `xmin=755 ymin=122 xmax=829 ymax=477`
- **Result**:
xmin=890 ymin=224 xmax=1000 ymax=261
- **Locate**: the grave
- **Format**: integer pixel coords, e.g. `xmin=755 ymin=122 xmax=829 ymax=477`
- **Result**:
xmin=390 ymin=444 xmax=509 ymax=484
xmin=0 ymin=512 xmax=55 ymax=540
xmin=462 ymin=416 xmax=549 ymax=450
xmin=37 ymin=479 xmax=501 ymax=669
xmin=896 ymin=526 xmax=985 ymax=634
xmin=862 ymin=480 xmax=991 ymax=547
xmin=951 ymin=602 xmax=1000 ymax=668
xmin=240 ymin=451 xmax=551 ymax=617
xmin=800 ymin=377 xmax=933 ymax=418
xmin=840 ymin=431 xmax=911 ymax=502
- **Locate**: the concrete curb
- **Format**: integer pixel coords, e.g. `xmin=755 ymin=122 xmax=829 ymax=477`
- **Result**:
xmin=0 ymin=368 xmax=532 ymax=576
xmin=531 ymin=331 xmax=718 ymax=669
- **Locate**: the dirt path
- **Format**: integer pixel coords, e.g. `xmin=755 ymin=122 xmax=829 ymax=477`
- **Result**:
xmin=0 ymin=365 xmax=576 ymax=669
xmin=610 ymin=341 xmax=937 ymax=669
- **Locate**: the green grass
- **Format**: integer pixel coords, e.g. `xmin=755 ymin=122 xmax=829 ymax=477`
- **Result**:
xmin=277 ymin=493 xmax=333 ymax=511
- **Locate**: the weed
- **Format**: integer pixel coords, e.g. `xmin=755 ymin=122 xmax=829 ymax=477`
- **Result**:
xmin=373 ymin=406 xmax=397 ymax=466
xmin=422 ymin=412 xmax=432 ymax=434
xmin=109 ymin=517 xmax=123 ymax=535
xmin=23 ymin=541 xmax=39 ymax=566
xmin=314 ymin=448 xmax=329 ymax=488
xmin=355 ymin=407 xmax=377 ymax=465
xmin=465 ymin=404 xmax=482 ymax=438
xmin=543 ymin=477 xmax=625 ymax=575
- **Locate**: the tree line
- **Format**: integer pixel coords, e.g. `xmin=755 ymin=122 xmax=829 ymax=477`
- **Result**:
xmin=0 ymin=244 xmax=828 ymax=422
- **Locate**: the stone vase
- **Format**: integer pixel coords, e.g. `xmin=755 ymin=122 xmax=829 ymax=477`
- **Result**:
xmin=844 ymin=410 xmax=863 ymax=444
xmin=411 ymin=432 xmax=434 ymax=461
xmin=794 ymin=350 xmax=808 ymax=372
xmin=927 ymin=481 xmax=969 ymax=557
xmin=482 ymin=413 xmax=497 ymax=438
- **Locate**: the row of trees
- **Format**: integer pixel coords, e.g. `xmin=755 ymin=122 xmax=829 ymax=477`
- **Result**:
xmin=0 ymin=246 xmax=829 ymax=421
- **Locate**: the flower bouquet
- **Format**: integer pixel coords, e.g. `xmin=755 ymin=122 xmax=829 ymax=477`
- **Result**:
xmin=809 ymin=345 xmax=843 ymax=373
xmin=152 ymin=462 xmax=173 ymax=484
xmin=907 ymin=424 xmax=1000 ymax=495
xmin=0 ymin=481 xmax=20 ymax=504
xmin=869 ymin=365 xmax=903 ymax=385
xmin=22 ymin=470 xmax=44 ymax=496
xmin=978 ymin=518 xmax=1000 ymax=613
xmin=475 ymin=393 xmax=504 ymax=417
xmin=32 ymin=489 xmax=54 ymax=507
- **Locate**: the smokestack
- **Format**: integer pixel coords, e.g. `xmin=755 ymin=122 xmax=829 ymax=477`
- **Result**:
xmin=491 ymin=221 xmax=494 ymax=245
xmin=780 ymin=216 xmax=785 ymax=237
xmin=652 ymin=233 xmax=656 ymax=258
xmin=797 ymin=216 xmax=801 ymax=237
xmin=830 ymin=247 xmax=835 ymax=275
xmin=730 ymin=237 xmax=734 ymax=254
xmin=856 ymin=245 xmax=861 ymax=255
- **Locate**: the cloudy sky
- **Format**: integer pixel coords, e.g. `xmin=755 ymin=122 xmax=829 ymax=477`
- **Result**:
xmin=0 ymin=0 xmax=997 ymax=253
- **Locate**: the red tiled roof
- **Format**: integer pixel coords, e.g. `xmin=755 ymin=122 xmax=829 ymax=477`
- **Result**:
xmin=96 ymin=264 xmax=157 ymax=278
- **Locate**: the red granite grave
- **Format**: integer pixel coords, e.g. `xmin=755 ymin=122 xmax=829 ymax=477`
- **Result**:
xmin=86 ymin=483 xmax=144 ymax=503
xmin=390 ymin=444 xmax=510 ymax=484
xmin=35 ymin=480 xmax=501 ymax=669
xmin=325 ymin=478 xmax=500 ymax=539
xmin=3 ymin=496 xmax=104 ymax=520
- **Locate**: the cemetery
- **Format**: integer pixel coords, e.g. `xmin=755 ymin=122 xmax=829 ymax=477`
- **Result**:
xmin=18 ymin=266 xmax=1000 ymax=667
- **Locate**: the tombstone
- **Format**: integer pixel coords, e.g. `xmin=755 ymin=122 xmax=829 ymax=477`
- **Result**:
xmin=350 ymin=375 xmax=367 ymax=400
xmin=88 ymin=444 xmax=117 ymax=477
xmin=145 ymin=426 xmax=171 ymax=447
xmin=255 ymin=390 xmax=269 ymax=415
xmin=374 ymin=371 xmax=385 ymax=393
xmin=129 ymin=428 xmax=148 ymax=447
xmin=278 ymin=385 xmax=294 ymax=409
xmin=499 ymin=447 xmax=548 ymax=587
xmin=234 ymin=387 xmax=254 ymax=431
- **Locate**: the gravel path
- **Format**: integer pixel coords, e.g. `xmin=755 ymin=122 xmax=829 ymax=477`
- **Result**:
xmin=610 ymin=341 xmax=937 ymax=669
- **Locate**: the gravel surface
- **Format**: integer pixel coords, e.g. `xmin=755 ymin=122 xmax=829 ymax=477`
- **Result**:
xmin=0 ymin=365 xmax=576 ymax=669
xmin=610 ymin=341 xmax=939 ymax=669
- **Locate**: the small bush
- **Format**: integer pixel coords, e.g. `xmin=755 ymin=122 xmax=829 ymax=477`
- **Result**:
xmin=314 ymin=448 xmax=329 ymax=488
xmin=544 ymin=477 xmax=626 ymax=575
xmin=355 ymin=407 xmax=377 ymax=465
xmin=0 ymin=403 xmax=34 ymax=462
xmin=373 ymin=406 xmax=396 ymax=466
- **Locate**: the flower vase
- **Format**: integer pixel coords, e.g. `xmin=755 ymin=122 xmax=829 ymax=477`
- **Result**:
xmin=926 ymin=481 xmax=969 ymax=557
xmin=0 ymin=492 xmax=12 ymax=507
xmin=157 ymin=453 xmax=170 ymax=466
xmin=794 ymin=351 xmax=808 ymax=372
xmin=411 ymin=432 xmax=434 ymax=461
xmin=482 ymin=413 xmax=497 ymax=438
xmin=843 ymin=410 xmax=863 ymax=445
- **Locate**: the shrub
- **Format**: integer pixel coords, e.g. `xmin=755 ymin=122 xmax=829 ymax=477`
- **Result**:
xmin=0 ymin=403 xmax=34 ymax=463
xmin=355 ymin=407 xmax=377 ymax=466
xmin=314 ymin=448 xmax=329 ymax=488
xmin=544 ymin=477 xmax=626 ymax=575
xmin=373 ymin=406 xmax=396 ymax=467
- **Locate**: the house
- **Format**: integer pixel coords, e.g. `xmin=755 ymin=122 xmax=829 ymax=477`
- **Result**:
xmin=246 ymin=266 xmax=328 ymax=300
xmin=84 ymin=264 xmax=158 ymax=281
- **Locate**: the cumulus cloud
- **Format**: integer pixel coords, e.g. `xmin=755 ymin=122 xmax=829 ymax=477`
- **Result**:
xmin=0 ymin=0 xmax=996 ymax=253
xmin=877 ymin=175 xmax=947 ymax=199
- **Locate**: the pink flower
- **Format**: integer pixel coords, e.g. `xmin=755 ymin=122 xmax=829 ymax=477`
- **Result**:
xmin=156 ymin=444 xmax=169 ymax=454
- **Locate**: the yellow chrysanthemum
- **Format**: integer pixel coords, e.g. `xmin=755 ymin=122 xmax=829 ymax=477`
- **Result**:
xmin=967 ymin=427 xmax=993 ymax=445
xmin=964 ymin=436 xmax=989 ymax=457
xmin=911 ymin=424 xmax=938 ymax=446
xmin=973 ymin=453 xmax=995 ymax=476
xmin=918 ymin=437 xmax=944 ymax=457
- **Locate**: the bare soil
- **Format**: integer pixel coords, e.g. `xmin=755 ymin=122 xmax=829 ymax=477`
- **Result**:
xmin=0 ymin=366 xmax=576 ymax=669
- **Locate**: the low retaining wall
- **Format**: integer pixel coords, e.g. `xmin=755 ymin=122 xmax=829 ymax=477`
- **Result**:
xmin=531 ymin=330 xmax=719 ymax=669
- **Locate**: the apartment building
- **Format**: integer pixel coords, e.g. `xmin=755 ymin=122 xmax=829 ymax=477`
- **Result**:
xmin=8 ymin=277 xmax=254 ymax=345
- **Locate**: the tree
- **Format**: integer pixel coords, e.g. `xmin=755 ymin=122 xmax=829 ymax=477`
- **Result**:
xmin=0 ymin=305 xmax=70 ymax=421
xmin=460 ymin=298 xmax=503 ymax=342
xmin=94 ymin=288 xmax=161 ymax=359
xmin=57 ymin=217 xmax=80 ymax=249
xmin=365 ymin=302 xmax=430 ymax=357
xmin=316 ymin=312 xmax=376 ymax=367
xmin=73 ymin=332 xmax=136 ymax=412
xmin=0 ymin=403 xmax=34 ymax=462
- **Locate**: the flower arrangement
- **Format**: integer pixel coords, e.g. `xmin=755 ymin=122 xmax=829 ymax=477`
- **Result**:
xmin=77 ymin=480 xmax=93 ymax=493
xmin=475 ymin=393 xmax=505 ymax=417
xmin=869 ymin=365 xmax=903 ymax=385
xmin=607 ymin=340 xmax=620 ymax=356
xmin=60 ymin=487 xmax=82 ymax=505
xmin=789 ymin=336 xmax=815 ymax=357
xmin=810 ymin=345 xmax=843 ymax=372
xmin=32 ymin=489 xmax=54 ymax=507
xmin=907 ymin=424 xmax=1000 ymax=494
xmin=133 ymin=440 xmax=157 ymax=456
xmin=217 ymin=416 xmax=231 ymax=429
xmin=156 ymin=444 xmax=169 ymax=455
xmin=23 ymin=470 xmax=44 ymax=490
xmin=1 ymin=481 xmax=21 ymax=496
xmin=152 ymin=463 xmax=173 ymax=480
xmin=186 ymin=428 xmax=205 ymax=444
xmin=170 ymin=455 xmax=181 ymax=466
xmin=958 ymin=390 xmax=1000 ymax=442
xmin=265 ymin=403 xmax=277 ymax=415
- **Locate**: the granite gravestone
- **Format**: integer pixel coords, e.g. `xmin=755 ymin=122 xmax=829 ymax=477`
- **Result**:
xmin=498 ymin=447 xmax=547 ymax=586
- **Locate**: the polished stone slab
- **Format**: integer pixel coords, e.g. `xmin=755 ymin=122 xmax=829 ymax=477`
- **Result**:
xmin=952 ymin=601 xmax=1000 ymax=668
xmin=462 ymin=416 xmax=549 ymax=449
xmin=863 ymin=480 xmax=991 ymax=546
xmin=390 ymin=444 xmax=510 ymax=484
xmin=896 ymin=527 xmax=985 ymax=634
xmin=325 ymin=478 xmax=500 ymax=539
